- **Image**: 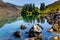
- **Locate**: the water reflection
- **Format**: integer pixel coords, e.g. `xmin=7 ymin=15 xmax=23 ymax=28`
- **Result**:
xmin=21 ymin=12 xmax=46 ymax=23
xmin=0 ymin=17 xmax=18 ymax=27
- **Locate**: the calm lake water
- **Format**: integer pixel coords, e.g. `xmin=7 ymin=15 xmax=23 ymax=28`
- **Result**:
xmin=0 ymin=16 xmax=60 ymax=40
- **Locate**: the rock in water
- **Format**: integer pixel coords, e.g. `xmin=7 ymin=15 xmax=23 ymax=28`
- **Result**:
xmin=53 ymin=23 xmax=60 ymax=31
xmin=33 ymin=24 xmax=43 ymax=32
xmin=48 ymin=28 xmax=54 ymax=32
xmin=13 ymin=31 xmax=22 ymax=38
xmin=53 ymin=36 xmax=59 ymax=40
xmin=20 ymin=25 xmax=26 ymax=30
xmin=28 ymin=24 xmax=43 ymax=37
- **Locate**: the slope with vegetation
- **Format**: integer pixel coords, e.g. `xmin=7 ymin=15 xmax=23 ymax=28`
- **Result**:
xmin=44 ymin=1 xmax=60 ymax=13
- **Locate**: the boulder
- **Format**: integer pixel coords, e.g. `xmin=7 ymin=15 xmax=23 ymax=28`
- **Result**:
xmin=13 ymin=31 xmax=22 ymax=38
xmin=53 ymin=36 xmax=59 ymax=40
xmin=47 ymin=19 xmax=55 ymax=25
xmin=28 ymin=24 xmax=43 ymax=37
xmin=52 ymin=23 xmax=60 ymax=31
xmin=48 ymin=28 xmax=54 ymax=32
xmin=48 ymin=23 xmax=60 ymax=32
xmin=25 ymin=33 xmax=42 ymax=40
xmin=33 ymin=24 xmax=43 ymax=32
xmin=20 ymin=25 xmax=26 ymax=30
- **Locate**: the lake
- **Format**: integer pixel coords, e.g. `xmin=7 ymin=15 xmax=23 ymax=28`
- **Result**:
xmin=0 ymin=15 xmax=60 ymax=40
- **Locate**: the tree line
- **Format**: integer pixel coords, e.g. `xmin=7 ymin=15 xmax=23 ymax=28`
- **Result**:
xmin=21 ymin=3 xmax=46 ymax=15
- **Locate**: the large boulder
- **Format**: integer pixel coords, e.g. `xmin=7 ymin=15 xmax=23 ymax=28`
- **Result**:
xmin=13 ymin=31 xmax=22 ymax=38
xmin=28 ymin=24 xmax=43 ymax=37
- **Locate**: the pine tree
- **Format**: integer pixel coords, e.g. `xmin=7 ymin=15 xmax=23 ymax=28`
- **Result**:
xmin=40 ymin=3 xmax=45 ymax=10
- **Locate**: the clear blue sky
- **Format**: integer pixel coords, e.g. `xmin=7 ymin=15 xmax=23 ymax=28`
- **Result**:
xmin=3 ymin=0 xmax=58 ymax=8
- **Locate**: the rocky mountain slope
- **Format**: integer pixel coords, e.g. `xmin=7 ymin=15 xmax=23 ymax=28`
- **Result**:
xmin=0 ymin=0 xmax=22 ymax=27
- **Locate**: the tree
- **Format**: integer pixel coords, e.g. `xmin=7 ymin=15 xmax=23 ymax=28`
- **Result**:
xmin=29 ymin=4 xmax=33 ymax=11
xmin=33 ymin=3 xmax=35 ymax=10
xmin=40 ymin=3 xmax=45 ymax=10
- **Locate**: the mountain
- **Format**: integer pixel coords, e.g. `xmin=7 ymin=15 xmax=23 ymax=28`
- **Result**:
xmin=0 ymin=0 xmax=22 ymax=27
xmin=44 ymin=1 xmax=60 ymax=13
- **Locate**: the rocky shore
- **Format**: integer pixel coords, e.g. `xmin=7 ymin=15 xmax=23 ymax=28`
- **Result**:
xmin=46 ymin=9 xmax=60 ymax=32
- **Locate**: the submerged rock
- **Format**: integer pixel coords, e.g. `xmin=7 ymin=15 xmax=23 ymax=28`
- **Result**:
xmin=20 ymin=25 xmax=26 ymax=30
xmin=13 ymin=31 xmax=22 ymax=38
xmin=28 ymin=24 xmax=43 ymax=37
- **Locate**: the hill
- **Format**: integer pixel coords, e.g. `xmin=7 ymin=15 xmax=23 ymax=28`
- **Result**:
xmin=0 ymin=0 xmax=22 ymax=27
xmin=44 ymin=1 xmax=60 ymax=13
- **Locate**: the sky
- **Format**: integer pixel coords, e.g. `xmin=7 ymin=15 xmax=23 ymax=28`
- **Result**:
xmin=3 ymin=0 xmax=58 ymax=8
